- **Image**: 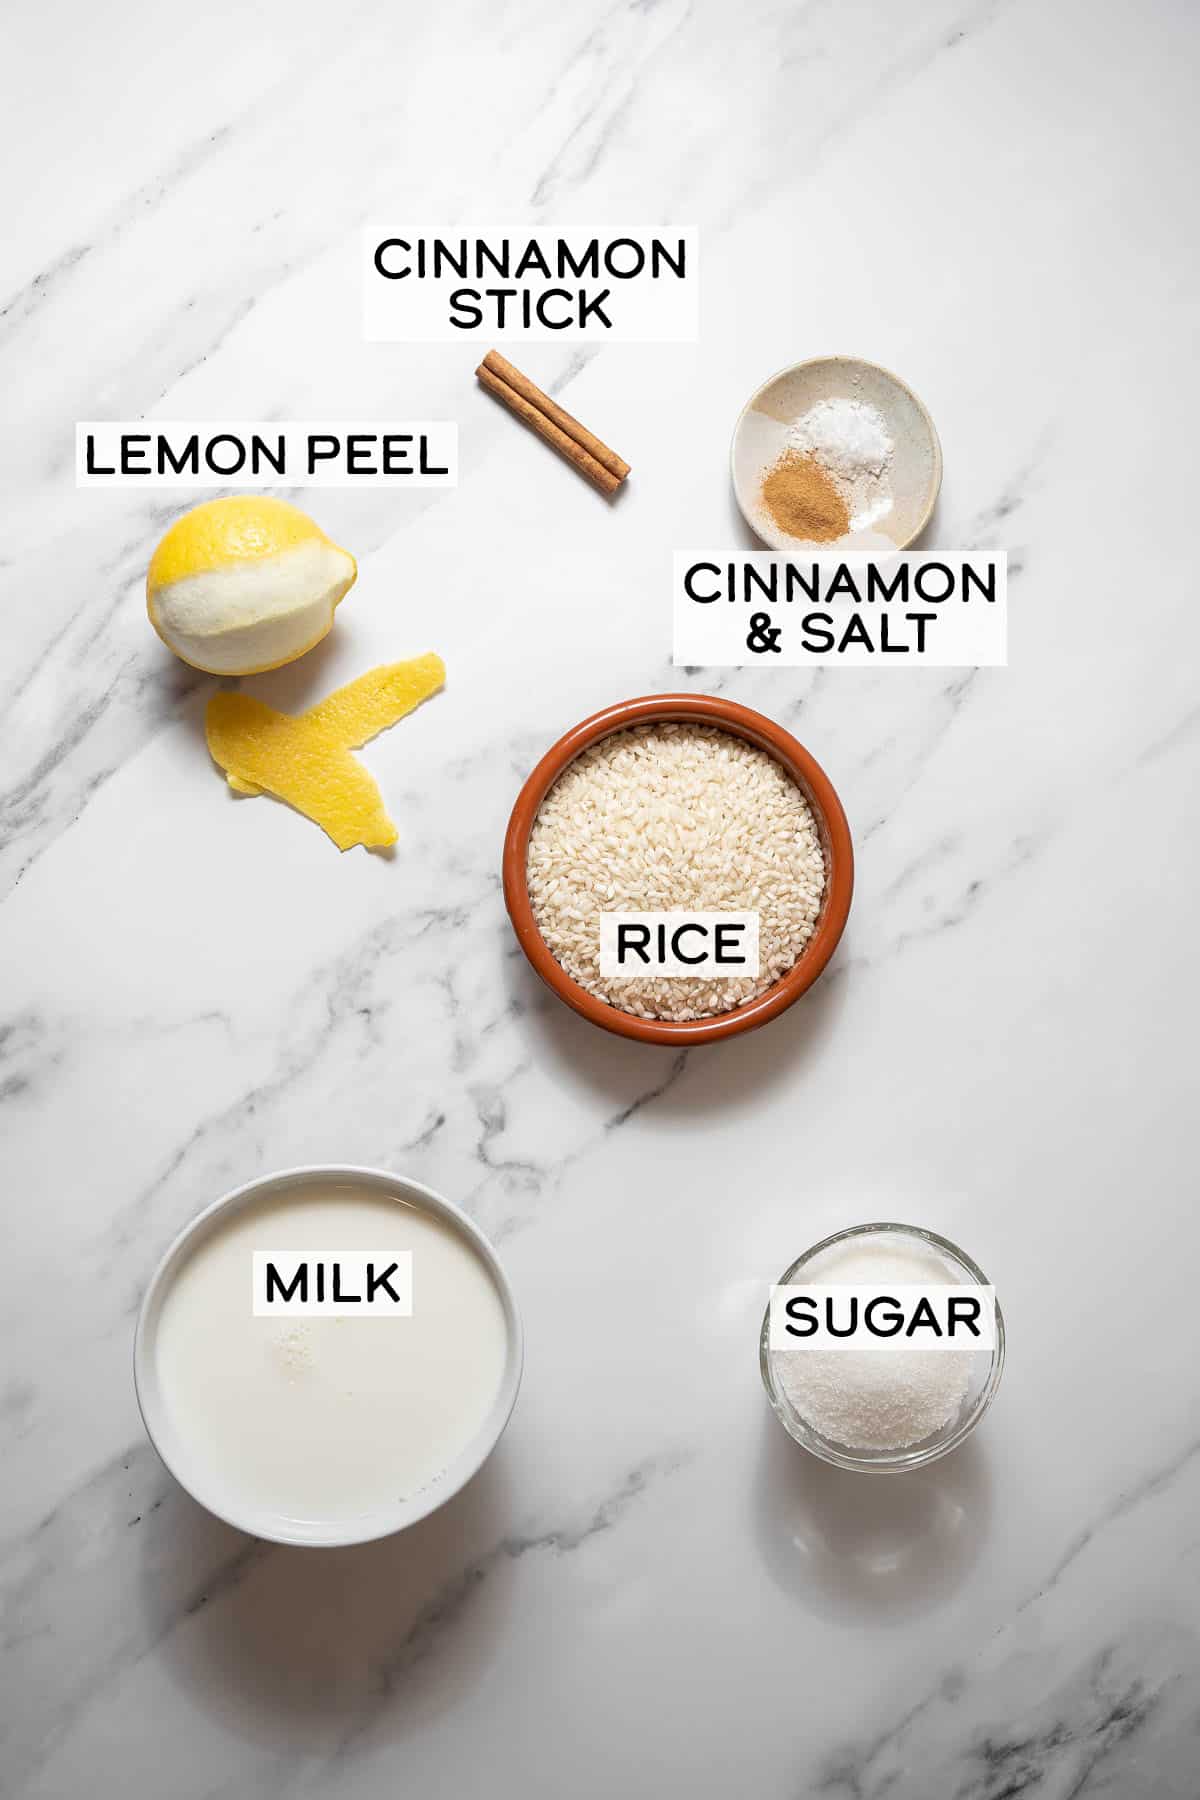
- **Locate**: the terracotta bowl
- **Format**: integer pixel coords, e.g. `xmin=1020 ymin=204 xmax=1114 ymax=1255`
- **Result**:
xmin=502 ymin=694 xmax=853 ymax=1046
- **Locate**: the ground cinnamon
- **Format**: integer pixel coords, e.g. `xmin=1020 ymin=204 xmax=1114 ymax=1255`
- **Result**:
xmin=760 ymin=450 xmax=849 ymax=542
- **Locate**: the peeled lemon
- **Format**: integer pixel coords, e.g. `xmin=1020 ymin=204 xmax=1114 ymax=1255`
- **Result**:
xmin=146 ymin=496 xmax=356 ymax=676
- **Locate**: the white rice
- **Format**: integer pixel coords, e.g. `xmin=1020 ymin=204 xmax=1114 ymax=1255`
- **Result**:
xmin=526 ymin=723 xmax=826 ymax=1021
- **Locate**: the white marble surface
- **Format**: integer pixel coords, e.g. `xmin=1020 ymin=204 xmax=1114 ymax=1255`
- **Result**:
xmin=3 ymin=0 xmax=1200 ymax=1793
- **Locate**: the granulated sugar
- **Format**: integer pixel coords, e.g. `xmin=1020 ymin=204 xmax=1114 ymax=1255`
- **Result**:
xmin=526 ymin=723 xmax=826 ymax=1022
xmin=772 ymin=1235 xmax=975 ymax=1451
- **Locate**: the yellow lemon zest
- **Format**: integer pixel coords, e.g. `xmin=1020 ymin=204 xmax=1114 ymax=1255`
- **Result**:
xmin=205 ymin=655 xmax=445 ymax=853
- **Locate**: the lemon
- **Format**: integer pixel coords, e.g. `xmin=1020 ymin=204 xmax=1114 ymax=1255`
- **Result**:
xmin=146 ymin=496 xmax=357 ymax=676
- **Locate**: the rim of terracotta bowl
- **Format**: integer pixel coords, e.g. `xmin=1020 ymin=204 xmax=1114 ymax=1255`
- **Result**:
xmin=502 ymin=694 xmax=854 ymax=1046
xmin=730 ymin=353 xmax=944 ymax=552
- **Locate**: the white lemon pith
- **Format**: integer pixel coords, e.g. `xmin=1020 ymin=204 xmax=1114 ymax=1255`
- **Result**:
xmin=146 ymin=497 xmax=356 ymax=676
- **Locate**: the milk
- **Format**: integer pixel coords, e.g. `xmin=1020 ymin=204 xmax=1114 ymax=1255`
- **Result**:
xmin=154 ymin=1181 xmax=509 ymax=1527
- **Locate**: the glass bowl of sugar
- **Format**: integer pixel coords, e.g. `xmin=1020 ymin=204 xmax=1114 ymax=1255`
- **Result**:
xmin=760 ymin=1222 xmax=1004 ymax=1474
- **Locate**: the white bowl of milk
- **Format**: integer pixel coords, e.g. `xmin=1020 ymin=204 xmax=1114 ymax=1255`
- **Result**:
xmin=134 ymin=1165 xmax=523 ymax=1546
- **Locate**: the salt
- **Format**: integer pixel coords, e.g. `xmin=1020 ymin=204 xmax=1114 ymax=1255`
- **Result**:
xmin=786 ymin=398 xmax=894 ymax=532
xmin=772 ymin=1234 xmax=976 ymax=1451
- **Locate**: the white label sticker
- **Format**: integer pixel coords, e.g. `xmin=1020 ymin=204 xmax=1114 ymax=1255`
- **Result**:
xmin=769 ymin=1284 xmax=996 ymax=1352
xmin=76 ymin=422 xmax=457 ymax=488
xmin=363 ymin=226 xmax=699 ymax=342
xmin=674 ymin=553 xmax=1007 ymax=667
xmin=252 ymin=1251 xmax=414 ymax=1317
xmin=599 ymin=911 xmax=760 ymax=978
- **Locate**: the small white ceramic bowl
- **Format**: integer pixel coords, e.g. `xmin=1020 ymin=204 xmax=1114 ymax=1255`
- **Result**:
xmin=731 ymin=355 xmax=942 ymax=552
xmin=134 ymin=1165 xmax=524 ymax=1547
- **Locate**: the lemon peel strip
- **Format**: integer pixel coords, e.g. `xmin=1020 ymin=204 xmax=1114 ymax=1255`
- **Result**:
xmin=232 ymin=652 xmax=447 ymax=795
xmin=300 ymin=653 xmax=447 ymax=748
xmin=205 ymin=655 xmax=445 ymax=852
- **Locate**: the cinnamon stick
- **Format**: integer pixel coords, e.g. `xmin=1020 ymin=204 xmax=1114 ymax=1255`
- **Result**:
xmin=475 ymin=350 xmax=630 ymax=495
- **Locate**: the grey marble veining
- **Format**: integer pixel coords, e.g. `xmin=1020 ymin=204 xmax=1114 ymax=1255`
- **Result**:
xmin=3 ymin=0 xmax=1200 ymax=1793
